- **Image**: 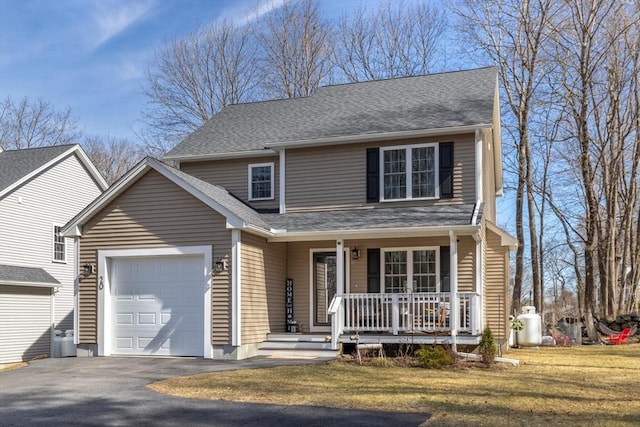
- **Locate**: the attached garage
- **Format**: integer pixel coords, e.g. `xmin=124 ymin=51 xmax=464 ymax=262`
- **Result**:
xmin=98 ymin=247 xmax=212 ymax=358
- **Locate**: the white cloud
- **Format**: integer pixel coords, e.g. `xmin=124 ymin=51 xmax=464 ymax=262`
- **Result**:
xmin=218 ymin=0 xmax=288 ymax=27
xmin=88 ymin=0 xmax=156 ymax=50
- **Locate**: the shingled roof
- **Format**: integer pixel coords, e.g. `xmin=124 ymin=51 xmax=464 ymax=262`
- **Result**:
xmin=0 ymin=145 xmax=76 ymax=195
xmin=165 ymin=67 xmax=497 ymax=159
xmin=0 ymin=264 xmax=61 ymax=287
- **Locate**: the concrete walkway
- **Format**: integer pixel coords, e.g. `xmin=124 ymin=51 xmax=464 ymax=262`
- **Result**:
xmin=0 ymin=357 xmax=429 ymax=426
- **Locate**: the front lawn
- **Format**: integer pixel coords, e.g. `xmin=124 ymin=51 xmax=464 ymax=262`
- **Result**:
xmin=148 ymin=344 xmax=640 ymax=427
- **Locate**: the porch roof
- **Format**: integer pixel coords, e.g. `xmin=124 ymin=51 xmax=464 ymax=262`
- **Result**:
xmin=262 ymin=204 xmax=480 ymax=236
xmin=0 ymin=264 xmax=61 ymax=288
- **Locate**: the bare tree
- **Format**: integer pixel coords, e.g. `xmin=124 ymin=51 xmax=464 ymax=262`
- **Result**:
xmin=82 ymin=135 xmax=144 ymax=185
xmin=255 ymin=0 xmax=333 ymax=98
xmin=547 ymin=0 xmax=640 ymax=337
xmin=142 ymin=20 xmax=259 ymax=154
xmin=452 ymin=0 xmax=556 ymax=316
xmin=334 ymin=1 xmax=447 ymax=82
xmin=0 ymin=96 xmax=80 ymax=150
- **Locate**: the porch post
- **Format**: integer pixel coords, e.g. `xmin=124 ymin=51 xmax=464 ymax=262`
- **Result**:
xmin=336 ymin=239 xmax=344 ymax=295
xmin=449 ymin=230 xmax=458 ymax=352
xmin=475 ymin=238 xmax=483 ymax=335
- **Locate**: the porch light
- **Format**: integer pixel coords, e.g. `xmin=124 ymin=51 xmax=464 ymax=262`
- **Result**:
xmin=351 ymin=247 xmax=360 ymax=260
xmin=81 ymin=263 xmax=94 ymax=278
xmin=213 ymin=259 xmax=227 ymax=275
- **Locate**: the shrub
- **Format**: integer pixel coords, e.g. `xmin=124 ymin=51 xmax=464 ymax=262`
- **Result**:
xmin=479 ymin=327 xmax=497 ymax=367
xmin=415 ymin=345 xmax=454 ymax=368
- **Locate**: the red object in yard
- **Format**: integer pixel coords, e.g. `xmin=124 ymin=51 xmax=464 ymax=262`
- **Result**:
xmin=607 ymin=328 xmax=632 ymax=345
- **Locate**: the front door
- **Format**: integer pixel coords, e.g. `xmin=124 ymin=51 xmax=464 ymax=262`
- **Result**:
xmin=313 ymin=252 xmax=337 ymax=326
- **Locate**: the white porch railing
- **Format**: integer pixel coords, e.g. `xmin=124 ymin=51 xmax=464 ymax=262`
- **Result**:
xmin=329 ymin=292 xmax=481 ymax=349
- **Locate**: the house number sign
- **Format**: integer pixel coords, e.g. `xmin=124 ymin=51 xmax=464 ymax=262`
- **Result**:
xmin=285 ymin=279 xmax=294 ymax=332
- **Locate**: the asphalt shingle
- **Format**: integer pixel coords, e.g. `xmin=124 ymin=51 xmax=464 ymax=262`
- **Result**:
xmin=0 ymin=264 xmax=60 ymax=286
xmin=0 ymin=145 xmax=75 ymax=194
xmin=165 ymin=67 xmax=497 ymax=158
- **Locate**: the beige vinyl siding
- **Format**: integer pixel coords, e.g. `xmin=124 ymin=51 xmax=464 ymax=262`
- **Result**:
xmin=0 ymin=285 xmax=52 ymax=363
xmin=286 ymin=241 xmax=335 ymax=333
xmin=484 ymin=225 xmax=509 ymax=342
xmin=285 ymin=135 xmax=476 ymax=211
xmin=179 ymin=156 xmax=279 ymax=211
xmin=78 ymin=170 xmax=232 ymax=346
xmin=240 ymin=232 xmax=286 ymax=344
xmin=482 ymin=128 xmax=497 ymax=222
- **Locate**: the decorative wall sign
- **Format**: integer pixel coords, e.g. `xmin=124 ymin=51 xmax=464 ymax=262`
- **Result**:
xmin=286 ymin=278 xmax=294 ymax=332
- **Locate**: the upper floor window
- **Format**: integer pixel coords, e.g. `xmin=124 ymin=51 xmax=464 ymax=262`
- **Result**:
xmin=248 ymin=162 xmax=274 ymax=200
xmin=380 ymin=143 xmax=438 ymax=201
xmin=53 ymin=225 xmax=65 ymax=263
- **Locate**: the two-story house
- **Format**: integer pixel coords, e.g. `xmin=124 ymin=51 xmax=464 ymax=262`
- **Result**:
xmin=0 ymin=145 xmax=107 ymax=363
xmin=63 ymin=67 xmax=516 ymax=360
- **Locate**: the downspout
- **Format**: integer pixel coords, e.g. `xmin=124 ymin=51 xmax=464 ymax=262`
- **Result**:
xmin=73 ymin=237 xmax=79 ymax=345
xmin=231 ymin=229 xmax=242 ymax=347
xmin=449 ymin=230 xmax=458 ymax=353
xmin=279 ymin=149 xmax=286 ymax=214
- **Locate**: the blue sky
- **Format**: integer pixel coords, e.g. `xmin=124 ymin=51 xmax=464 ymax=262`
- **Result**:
xmin=0 ymin=0 xmax=390 ymax=142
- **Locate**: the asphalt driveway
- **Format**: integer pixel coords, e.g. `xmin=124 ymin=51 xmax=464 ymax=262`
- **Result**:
xmin=0 ymin=356 xmax=429 ymax=426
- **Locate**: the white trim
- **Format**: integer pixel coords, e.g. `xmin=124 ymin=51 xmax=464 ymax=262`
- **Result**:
xmin=476 ymin=238 xmax=483 ymax=333
xmin=265 ymin=124 xmax=490 ymax=149
xmin=231 ymin=230 xmax=241 ymax=346
xmin=486 ymin=221 xmax=518 ymax=250
xmin=0 ymin=145 xmax=107 ymax=199
xmin=379 ymin=143 xmax=439 ymax=202
xmin=248 ymin=162 xmax=275 ymax=201
xmin=475 ymin=129 xmax=483 ymax=204
xmin=97 ymin=245 xmax=213 ymax=358
xmin=0 ymin=280 xmax=60 ymax=288
xmin=73 ymin=237 xmax=79 ymax=345
xmin=308 ymin=247 xmax=350 ymax=333
xmin=449 ymin=230 xmax=458 ymax=352
xmin=279 ymin=150 xmax=286 ymax=213
xmin=380 ymin=246 xmax=440 ymax=293
xmin=52 ymin=223 xmax=67 ymax=263
xmin=268 ymin=225 xmax=480 ymax=242
xmin=164 ymin=149 xmax=278 ymax=162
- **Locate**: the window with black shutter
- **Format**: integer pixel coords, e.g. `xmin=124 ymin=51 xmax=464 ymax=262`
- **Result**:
xmin=367 ymin=248 xmax=380 ymax=293
xmin=439 ymin=142 xmax=454 ymax=199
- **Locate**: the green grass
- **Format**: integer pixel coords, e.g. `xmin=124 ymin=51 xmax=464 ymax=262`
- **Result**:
xmin=148 ymin=344 xmax=640 ymax=426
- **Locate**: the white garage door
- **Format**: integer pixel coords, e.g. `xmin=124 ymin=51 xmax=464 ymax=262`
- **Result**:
xmin=111 ymin=255 xmax=204 ymax=356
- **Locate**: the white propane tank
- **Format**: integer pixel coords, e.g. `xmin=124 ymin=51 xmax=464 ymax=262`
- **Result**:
xmin=516 ymin=306 xmax=542 ymax=346
xmin=61 ymin=329 xmax=77 ymax=357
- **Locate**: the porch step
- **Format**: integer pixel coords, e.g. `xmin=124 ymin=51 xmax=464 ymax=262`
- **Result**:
xmin=258 ymin=333 xmax=338 ymax=359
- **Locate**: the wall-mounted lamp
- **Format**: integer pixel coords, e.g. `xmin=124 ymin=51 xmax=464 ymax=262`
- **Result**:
xmin=213 ymin=259 xmax=227 ymax=275
xmin=351 ymin=247 xmax=360 ymax=260
xmin=81 ymin=263 xmax=95 ymax=278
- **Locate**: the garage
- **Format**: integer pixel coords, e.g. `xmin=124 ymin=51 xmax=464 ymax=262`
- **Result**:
xmin=109 ymin=254 xmax=205 ymax=357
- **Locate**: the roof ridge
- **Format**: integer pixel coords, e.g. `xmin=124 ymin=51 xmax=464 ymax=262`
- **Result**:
xmin=0 ymin=143 xmax=77 ymax=154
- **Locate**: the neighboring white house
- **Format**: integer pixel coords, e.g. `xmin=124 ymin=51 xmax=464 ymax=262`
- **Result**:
xmin=0 ymin=144 xmax=107 ymax=363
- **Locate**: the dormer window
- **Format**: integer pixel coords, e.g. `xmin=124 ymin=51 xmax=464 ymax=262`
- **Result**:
xmin=381 ymin=143 xmax=438 ymax=201
xmin=248 ymin=163 xmax=274 ymax=200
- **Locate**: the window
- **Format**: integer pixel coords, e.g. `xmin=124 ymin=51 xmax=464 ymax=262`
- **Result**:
xmin=380 ymin=143 xmax=438 ymax=201
xmin=382 ymin=248 xmax=439 ymax=293
xmin=53 ymin=225 xmax=65 ymax=262
xmin=248 ymin=163 xmax=274 ymax=200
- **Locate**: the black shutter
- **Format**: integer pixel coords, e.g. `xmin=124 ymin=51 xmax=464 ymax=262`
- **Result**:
xmin=440 ymin=246 xmax=450 ymax=292
xmin=367 ymin=248 xmax=381 ymax=293
xmin=366 ymin=148 xmax=380 ymax=203
xmin=439 ymin=142 xmax=454 ymax=199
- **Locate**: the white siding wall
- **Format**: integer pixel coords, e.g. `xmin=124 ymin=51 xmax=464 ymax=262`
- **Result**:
xmin=0 ymin=285 xmax=52 ymax=363
xmin=0 ymin=153 xmax=103 ymax=331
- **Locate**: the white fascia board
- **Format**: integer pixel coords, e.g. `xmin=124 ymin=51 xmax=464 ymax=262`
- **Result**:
xmin=72 ymin=145 xmax=109 ymax=190
xmin=486 ymin=221 xmax=518 ymax=250
xmin=0 ymin=280 xmax=61 ymax=288
xmin=267 ymin=225 xmax=480 ymax=242
xmin=164 ymin=149 xmax=278 ymax=162
xmin=265 ymin=125 xmax=491 ymax=150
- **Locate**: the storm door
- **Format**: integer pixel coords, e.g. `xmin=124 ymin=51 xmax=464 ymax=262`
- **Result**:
xmin=313 ymin=252 xmax=338 ymax=326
